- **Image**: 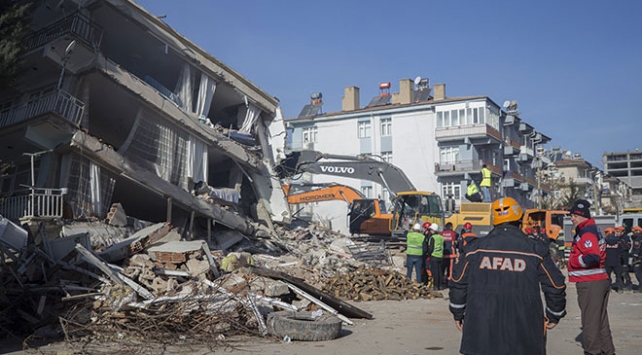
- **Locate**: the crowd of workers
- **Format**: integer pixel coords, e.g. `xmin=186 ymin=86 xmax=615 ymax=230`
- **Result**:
xmin=405 ymin=197 xmax=642 ymax=355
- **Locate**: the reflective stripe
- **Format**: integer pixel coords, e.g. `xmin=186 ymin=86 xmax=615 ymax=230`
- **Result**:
xmin=546 ymin=307 xmax=566 ymax=317
xmin=578 ymin=255 xmax=587 ymax=268
xmin=449 ymin=302 xmax=466 ymax=309
xmin=568 ymin=268 xmax=606 ymax=276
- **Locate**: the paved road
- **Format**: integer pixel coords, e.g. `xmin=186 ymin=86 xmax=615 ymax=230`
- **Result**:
xmin=236 ymin=281 xmax=642 ymax=355
xmin=2 ymin=279 xmax=641 ymax=354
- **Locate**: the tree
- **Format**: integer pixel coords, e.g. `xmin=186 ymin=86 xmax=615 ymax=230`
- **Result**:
xmin=0 ymin=0 xmax=34 ymax=89
xmin=559 ymin=179 xmax=580 ymax=209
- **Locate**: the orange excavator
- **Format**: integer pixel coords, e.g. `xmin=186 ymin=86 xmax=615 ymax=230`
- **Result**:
xmin=282 ymin=182 xmax=392 ymax=236
xmin=277 ymin=150 xmax=444 ymax=239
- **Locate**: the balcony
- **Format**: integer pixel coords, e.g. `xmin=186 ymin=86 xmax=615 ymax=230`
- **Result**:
xmin=435 ymin=124 xmax=502 ymax=143
xmin=24 ymin=12 xmax=103 ymax=51
xmin=0 ymin=188 xmax=67 ymax=221
xmin=435 ymin=160 xmax=501 ymax=177
xmin=0 ymin=89 xmax=84 ymax=129
xmin=503 ymin=138 xmax=520 ymax=156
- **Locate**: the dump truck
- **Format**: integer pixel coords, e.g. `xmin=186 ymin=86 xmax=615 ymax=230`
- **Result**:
xmin=276 ymin=150 xmax=444 ymax=239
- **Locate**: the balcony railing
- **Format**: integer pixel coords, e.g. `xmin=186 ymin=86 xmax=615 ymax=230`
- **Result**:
xmin=435 ymin=124 xmax=502 ymax=142
xmin=0 ymin=188 xmax=67 ymax=220
xmin=24 ymin=12 xmax=103 ymax=50
xmin=0 ymin=89 xmax=84 ymax=129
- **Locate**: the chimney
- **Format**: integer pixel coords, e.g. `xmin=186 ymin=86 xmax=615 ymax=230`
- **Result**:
xmin=342 ymin=86 xmax=360 ymax=111
xmin=397 ymin=79 xmax=414 ymax=105
xmin=434 ymin=83 xmax=446 ymax=100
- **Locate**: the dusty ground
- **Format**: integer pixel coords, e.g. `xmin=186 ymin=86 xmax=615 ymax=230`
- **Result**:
xmin=2 ymin=275 xmax=641 ymax=355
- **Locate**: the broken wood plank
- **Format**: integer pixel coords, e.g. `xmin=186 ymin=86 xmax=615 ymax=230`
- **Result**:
xmin=285 ymin=281 xmax=353 ymax=325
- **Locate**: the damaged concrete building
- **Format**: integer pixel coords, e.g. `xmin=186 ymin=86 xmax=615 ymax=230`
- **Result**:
xmin=0 ymin=0 xmax=291 ymax=242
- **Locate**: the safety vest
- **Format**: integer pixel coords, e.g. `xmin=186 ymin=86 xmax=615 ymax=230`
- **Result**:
xmin=430 ymin=233 xmax=445 ymax=258
xmin=406 ymin=231 xmax=425 ymax=256
xmin=467 ymin=183 xmax=479 ymax=195
xmin=480 ymin=167 xmax=492 ymax=187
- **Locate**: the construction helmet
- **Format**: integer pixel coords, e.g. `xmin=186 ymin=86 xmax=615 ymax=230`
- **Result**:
xmin=632 ymin=226 xmax=642 ymax=233
xmin=605 ymin=227 xmax=616 ymax=235
xmin=422 ymin=222 xmax=432 ymax=230
xmin=430 ymin=223 xmax=440 ymax=232
xmin=463 ymin=222 xmax=473 ymax=231
xmin=413 ymin=223 xmax=422 ymax=231
xmin=491 ymin=197 xmax=523 ymax=226
xmin=615 ymin=226 xmax=626 ymax=233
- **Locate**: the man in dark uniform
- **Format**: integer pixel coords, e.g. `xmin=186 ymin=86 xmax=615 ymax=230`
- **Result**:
xmin=616 ymin=226 xmax=633 ymax=290
xmin=631 ymin=226 xmax=642 ymax=291
xmin=604 ymin=227 xmax=623 ymax=292
xmin=449 ymin=197 xmax=566 ymax=355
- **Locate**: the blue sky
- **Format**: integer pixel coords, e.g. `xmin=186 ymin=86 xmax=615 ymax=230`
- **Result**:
xmin=135 ymin=0 xmax=641 ymax=168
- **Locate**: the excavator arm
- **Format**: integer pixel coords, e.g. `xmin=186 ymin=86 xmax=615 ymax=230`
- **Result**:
xmin=276 ymin=150 xmax=416 ymax=196
xmin=283 ymin=183 xmax=365 ymax=204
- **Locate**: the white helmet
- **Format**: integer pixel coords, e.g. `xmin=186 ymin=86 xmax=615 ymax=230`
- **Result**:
xmin=413 ymin=223 xmax=422 ymax=231
xmin=430 ymin=223 xmax=440 ymax=232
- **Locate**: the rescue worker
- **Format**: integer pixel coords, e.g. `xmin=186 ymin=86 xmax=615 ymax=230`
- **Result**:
xmin=616 ymin=225 xmax=633 ymax=290
xmin=421 ymin=221 xmax=432 ymax=284
xmin=568 ymin=199 xmax=615 ymax=355
xmin=458 ymin=222 xmax=478 ymax=255
xmin=631 ymin=226 xmax=642 ymax=291
xmin=449 ymin=197 xmax=566 ymax=355
xmin=441 ymin=222 xmax=458 ymax=288
xmin=604 ymin=227 xmax=623 ymax=292
xmin=464 ymin=179 xmax=483 ymax=202
xmin=405 ymin=223 xmax=426 ymax=283
xmin=426 ymin=223 xmax=445 ymax=290
xmin=479 ymin=164 xmax=492 ymax=202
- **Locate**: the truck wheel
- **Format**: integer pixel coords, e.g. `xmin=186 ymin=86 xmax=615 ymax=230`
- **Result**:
xmin=266 ymin=311 xmax=343 ymax=341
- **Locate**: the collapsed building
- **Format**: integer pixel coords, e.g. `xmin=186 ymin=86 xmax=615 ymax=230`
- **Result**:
xmin=0 ymin=0 xmax=291 ymax=243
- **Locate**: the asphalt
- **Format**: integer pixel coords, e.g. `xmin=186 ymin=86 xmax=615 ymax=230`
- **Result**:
xmin=1 ymin=274 xmax=641 ymax=354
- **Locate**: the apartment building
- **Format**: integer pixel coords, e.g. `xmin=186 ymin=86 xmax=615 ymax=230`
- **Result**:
xmin=285 ymin=78 xmax=548 ymax=234
xmin=603 ymin=150 xmax=642 ymax=207
xmin=0 ymin=0 xmax=291 ymax=240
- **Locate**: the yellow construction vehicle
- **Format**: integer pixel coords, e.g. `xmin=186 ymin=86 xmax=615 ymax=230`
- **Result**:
xmin=277 ymin=150 xmax=444 ymax=239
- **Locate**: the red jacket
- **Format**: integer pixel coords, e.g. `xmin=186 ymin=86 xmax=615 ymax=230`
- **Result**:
xmin=568 ymin=218 xmax=608 ymax=282
xmin=441 ymin=229 xmax=458 ymax=259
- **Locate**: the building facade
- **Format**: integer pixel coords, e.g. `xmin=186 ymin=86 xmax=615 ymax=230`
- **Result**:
xmin=603 ymin=150 xmax=642 ymax=207
xmin=0 ymin=0 xmax=291 ymax=240
xmin=285 ymin=79 xmax=549 ymax=234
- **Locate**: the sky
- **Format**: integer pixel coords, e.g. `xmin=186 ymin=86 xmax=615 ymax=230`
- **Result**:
xmin=135 ymin=0 xmax=642 ymax=168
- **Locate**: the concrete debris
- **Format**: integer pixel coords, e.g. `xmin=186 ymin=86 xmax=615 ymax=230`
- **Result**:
xmin=1 ymin=212 xmax=429 ymax=351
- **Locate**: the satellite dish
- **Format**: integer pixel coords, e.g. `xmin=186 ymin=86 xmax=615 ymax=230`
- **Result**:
xmin=65 ymin=40 xmax=76 ymax=55
xmin=414 ymin=76 xmax=422 ymax=86
xmin=502 ymin=100 xmax=511 ymax=108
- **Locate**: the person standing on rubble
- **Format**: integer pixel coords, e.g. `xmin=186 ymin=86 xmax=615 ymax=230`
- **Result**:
xmin=426 ymin=223 xmax=445 ymax=290
xmin=405 ymin=223 xmax=426 ymax=283
xmin=449 ymin=197 xmax=567 ymax=355
xmin=568 ymin=199 xmax=615 ymax=355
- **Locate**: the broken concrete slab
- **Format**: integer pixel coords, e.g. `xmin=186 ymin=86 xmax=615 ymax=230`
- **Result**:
xmin=99 ymin=222 xmax=171 ymax=263
xmin=147 ymin=240 xmax=205 ymax=264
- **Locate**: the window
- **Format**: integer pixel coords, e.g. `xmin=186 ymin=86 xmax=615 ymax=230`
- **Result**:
xmin=459 ymin=109 xmax=465 ymax=124
xmin=442 ymin=182 xmax=461 ymax=200
xmin=380 ymin=118 xmax=391 ymax=136
xmin=437 ymin=112 xmax=443 ymax=127
xmin=302 ymin=126 xmax=317 ymax=143
xmin=451 ymin=109 xmax=459 ymax=126
xmin=443 ymin=111 xmax=450 ymax=127
xmin=381 ymin=151 xmax=392 ymax=163
xmin=358 ymin=121 xmax=371 ymax=138
xmin=440 ymin=147 xmax=459 ymax=164
xmin=361 ymin=186 xmax=373 ymax=198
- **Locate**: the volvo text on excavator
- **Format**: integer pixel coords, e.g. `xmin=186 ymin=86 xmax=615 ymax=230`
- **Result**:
xmin=276 ymin=150 xmax=444 ymax=239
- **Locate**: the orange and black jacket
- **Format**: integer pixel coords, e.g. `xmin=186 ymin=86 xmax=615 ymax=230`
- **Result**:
xmin=448 ymin=223 xmax=567 ymax=355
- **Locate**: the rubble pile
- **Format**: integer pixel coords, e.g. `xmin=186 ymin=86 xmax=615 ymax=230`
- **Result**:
xmin=0 ymin=214 xmax=437 ymax=350
xmin=322 ymin=265 xmax=442 ymax=301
